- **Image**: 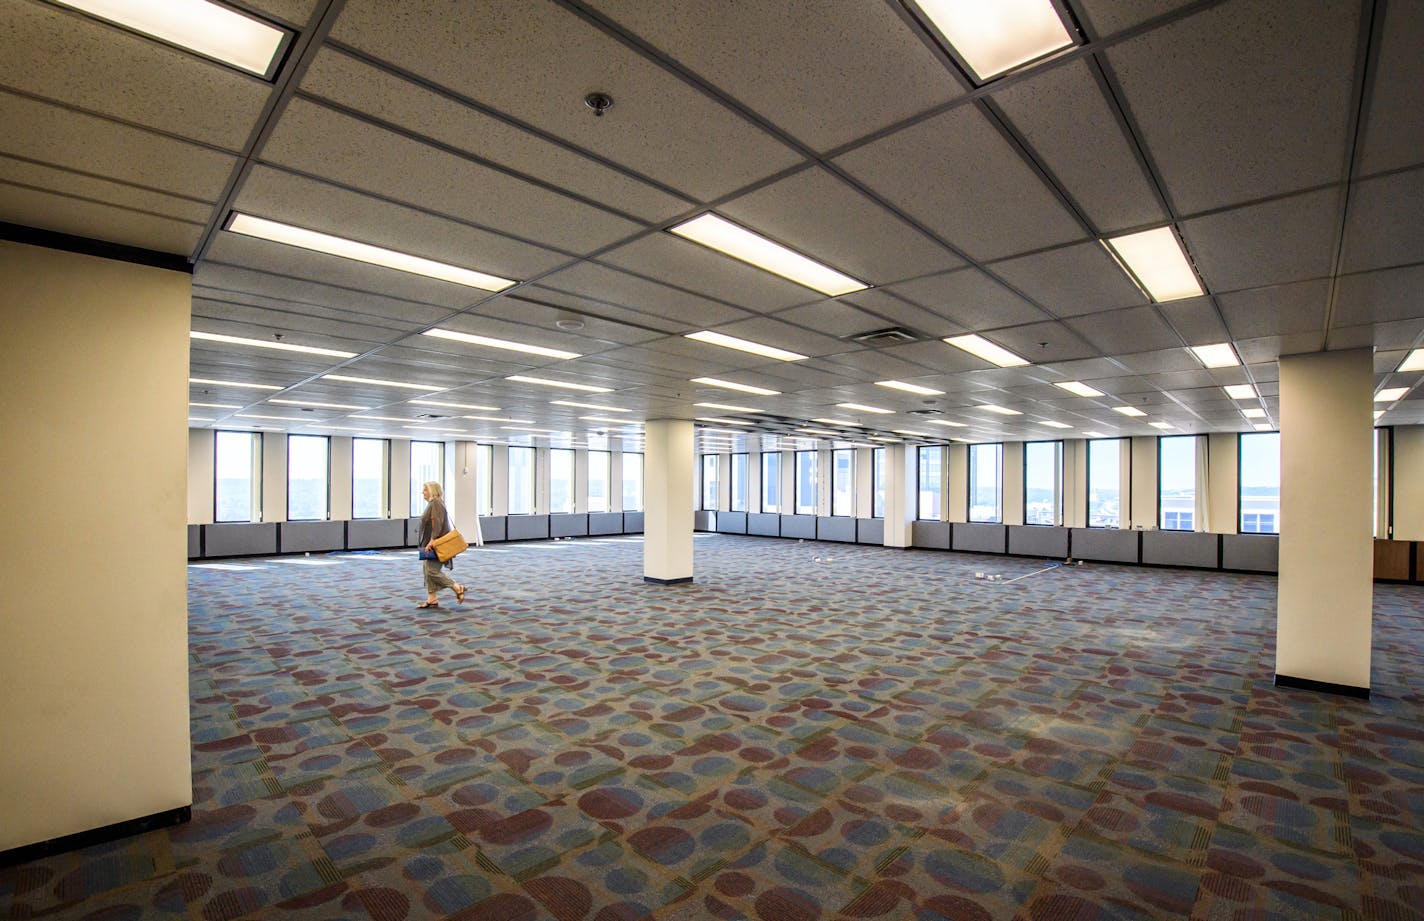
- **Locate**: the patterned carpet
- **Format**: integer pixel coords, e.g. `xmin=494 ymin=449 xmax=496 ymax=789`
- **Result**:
xmin=3 ymin=534 xmax=1423 ymax=920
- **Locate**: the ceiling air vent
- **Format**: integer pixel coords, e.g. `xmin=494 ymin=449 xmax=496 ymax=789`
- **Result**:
xmin=849 ymin=326 xmax=921 ymax=346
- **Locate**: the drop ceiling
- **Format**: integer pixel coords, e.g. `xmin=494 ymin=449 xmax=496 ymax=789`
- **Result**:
xmin=2 ymin=0 xmax=1422 ymax=453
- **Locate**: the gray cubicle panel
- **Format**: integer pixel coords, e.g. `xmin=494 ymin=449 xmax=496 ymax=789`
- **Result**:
xmin=1070 ymin=528 xmax=1140 ymax=563
xmin=477 ymin=516 xmax=506 ymax=543
xmin=856 ymin=518 xmax=884 ymax=545
xmin=347 ymin=519 xmax=405 ymax=550
xmin=780 ymin=515 xmax=816 ymax=539
xmin=622 ymin=511 xmax=644 ymax=534
xmin=953 ymin=522 xmax=1006 ymax=554
xmin=748 ymin=513 xmax=780 ymax=537
xmin=203 ymin=522 xmax=278 ymax=558
xmin=588 ymin=512 xmax=623 ymax=536
xmin=1142 ymin=530 xmax=1219 ymax=569
xmin=551 ymin=514 xmax=589 ymax=538
xmin=817 ymin=517 xmax=856 ymax=543
xmin=911 ymin=520 xmax=951 ymax=550
xmin=405 ymin=517 xmax=422 ymax=546
xmin=1008 ymin=525 xmax=1068 ymax=558
xmin=188 ymin=524 xmax=202 ymax=559
xmin=716 ymin=511 xmax=748 ymax=534
xmin=694 ymin=510 xmax=714 ymax=531
xmin=507 ymin=515 xmax=551 ymax=541
xmin=1222 ymin=533 xmax=1278 ymax=572
xmin=281 ymin=521 xmax=346 ymax=553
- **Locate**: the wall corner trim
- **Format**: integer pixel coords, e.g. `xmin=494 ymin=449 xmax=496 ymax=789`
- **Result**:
xmin=0 ymin=222 xmax=193 ymax=274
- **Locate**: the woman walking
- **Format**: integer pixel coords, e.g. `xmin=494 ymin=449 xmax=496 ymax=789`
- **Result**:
xmin=416 ymin=481 xmax=466 ymax=609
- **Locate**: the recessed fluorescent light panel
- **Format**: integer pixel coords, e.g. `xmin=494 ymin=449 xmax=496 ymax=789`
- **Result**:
xmin=668 ymin=213 xmax=866 ymax=296
xmin=1223 ymin=384 xmax=1257 ymax=399
xmin=812 ymin=418 xmax=858 ymax=427
xmin=696 ymin=417 xmax=754 ymax=426
xmin=463 ymin=415 xmax=533 ymax=424
xmin=551 ymin=400 xmax=627 ymax=412
xmin=875 ymin=380 xmax=944 ymax=396
xmin=269 ymin=398 xmax=366 ymax=410
xmin=1053 ymin=381 xmax=1103 ymax=398
xmin=227 ymin=214 xmax=515 ymax=291
xmin=189 ymin=402 xmax=240 ymax=409
xmin=1148 ymin=421 xmax=1174 ymax=429
xmin=944 ymin=334 xmax=1028 ymax=368
xmin=1398 ymin=349 xmax=1424 ymax=372
xmin=324 ymin=374 xmax=442 ymax=392
xmin=422 ymin=328 xmax=578 ymax=360
xmin=1037 ymin=420 xmax=1072 ymax=429
xmin=798 ymin=428 xmax=837 ymax=436
xmin=189 ymin=377 xmax=282 ymax=391
xmin=927 ymin=419 xmax=966 ymax=427
xmin=1103 ymin=226 xmax=1204 ymax=302
xmin=408 ymin=399 xmax=500 ymax=411
xmin=581 ymin=416 xmax=643 ymax=426
xmin=837 ymin=403 xmax=895 ymax=415
xmin=235 ymin=413 xmax=305 ymax=422
xmin=910 ymin=0 xmax=1074 ymax=81
xmin=191 ymin=330 xmax=356 ymax=358
xmin=694 ymin=402 xmax=762 ymax=413
xmin=691 ymin=377 xmax=781 ymax=396
xmin=1189 ymin=342 xmax=1240 ymax=369
xmin=1082 ymin=431 xmax=1107 ymax=438
xmin=1242 ymin=408 xmax=1266 ymax=419
xmin=506 ymin=375 xmax=612 ymax=393
xmin=892 ymin=429 xmax=930 ymax=437
xmin=685 ymin=330 xmax=807 ymax=362
xmin=1375 ymin=387 xmax=1409 ymax=402
xmin=1112 ymin=406 xmax=1147 ymax=417
xmin=980 ymin=405 xmax=1023 ymax=416
xmin=56 ymin=0 xmax=288 ymax=77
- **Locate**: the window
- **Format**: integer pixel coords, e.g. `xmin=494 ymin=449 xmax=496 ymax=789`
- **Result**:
xmin=588 ymin=450 xmax=610 ymax=513
xmin=287 ymin=434 xmax=329 ymax=521
xmin=509 ymin=446 xmax=535 ymax=514
xmin=832 ymin=449 xmax=853 ymax=516
xmin=702 ymin=454 xmax=719 ymax=509
xmin=1024 ymin=441 xmax=1061 ymax=526
xmin=761 ymin=452 xmax=781 ymax=513
xmin=622 ymin=452 xmax=643 ymax=511
xmin=550 ymin=449 xmax=575 ymax=514
xmin=795 ymin=451 xmax=817 ymax=515
xmin=730 ymin=453 xmax=749 ymax=511
xmin=410 ymin=441 xmax=444 ymax=514
xmin=475 ymin=444 xmax=493 ymax=516
xmin=1159 ymin=435 xmax=1197 ymax=531
xmin=351 ymin=437 xmax=388 ymax=519
xmin=968 ymin=443 xmax=1002 ymax=523
xmin=214 ymin=430 xmax=261 ymax=522
xmin=1239 ymin=432 xmax=1280 ymax=534
xmin=917 ymin=446 xmax=942 ymax=520
xmin=873 ymin=448 xmax=886 ymax=518
xmin=1088 ymin=438 xmax=1124 ymax=528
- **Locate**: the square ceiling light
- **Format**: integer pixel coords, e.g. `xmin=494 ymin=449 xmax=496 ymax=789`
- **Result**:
xmin=1053 ymin=380 xmax=1103 ymax=398
xmin=228 ymin=214 xmax=515 ymax=291
xmin=1104 ymin=226 xmax=1204 ymax=302
xmin=669 ymin=214 xmax=866 ymax=297
xmin=1189 ymin=342 xmax=1240 ymax=369
xmin=1398 ymin=349 xmax=1424 ymax=372
xmin=1375 ymin=387 xmax=1409 ymax=402
xmin=56 ymin=0 xmax=288 ymax=77
xmin=1223 ymin=384 xmax=1257 ymax=399
xmin=910 ymin=0 xmax=1075 ymax=81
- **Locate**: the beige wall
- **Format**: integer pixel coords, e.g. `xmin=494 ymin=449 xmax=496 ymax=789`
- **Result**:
xmin=0 ymin=241 xmax=191 ymax=851
xmin=188 ymin=428 xmax=215 ymax=524
xmin=1205 ymin=432 xmax=1240 ymax=533
xmin=1394 ymin=426 xmax=1424 ymax=540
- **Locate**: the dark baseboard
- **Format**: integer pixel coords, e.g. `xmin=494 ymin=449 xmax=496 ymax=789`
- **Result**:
xmin=1275 ymin=674 xmax=1370 ymax=699
xmin=644 ymin=576 xmax=693 ymax=585
xmin=0 ymin=805 xmax=191 ymax=868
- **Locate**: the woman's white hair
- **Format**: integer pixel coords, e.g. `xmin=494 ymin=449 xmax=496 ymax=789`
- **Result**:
xmin=423 ymin=480 xmax=443 ymax=500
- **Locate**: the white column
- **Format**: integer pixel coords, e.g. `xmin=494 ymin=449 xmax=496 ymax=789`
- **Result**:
xmin=883 ymin=444 xmax=913 ymax=547
xmin=262 ymin=432 xmax=287 ymax=523
xmin=1003 ymin=442 xmax=1025 ymax=525
xmin=329 ymin=436 xmax=352 ymax=521
xmin=447 ymin=441 xmax=479 ymax=530
xmin=645 ymin=419 xmax=695 ymax=583
xmin=1130 ymin=436 xmax=1157 ymax=530
xmin=1392 ymin=426 xmax=1424 ymax=539
xmin=947 ymin=444 xmax=968 ymax=522
xmin=1276 ymin=348 xmax=1374 ymax=695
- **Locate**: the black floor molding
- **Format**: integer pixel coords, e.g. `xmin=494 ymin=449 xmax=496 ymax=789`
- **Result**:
xmin=0 ymin=806 xmax=191 ymax=868
xmin=1275 ymin=674 xmax=1371 ymax=699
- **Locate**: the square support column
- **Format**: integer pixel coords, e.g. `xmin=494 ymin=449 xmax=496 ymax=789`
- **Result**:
xmin=882 ymin=444 xmax=913 ymax=547
xmin=1276 ymin=348 xmax=1374 ymax=697
xmin=644 ymin=419 xmax=694 ymax=584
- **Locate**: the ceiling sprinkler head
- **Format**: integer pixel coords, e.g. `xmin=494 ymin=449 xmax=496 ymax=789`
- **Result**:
xmin=584 ymin=92 xmax=613 ymax=116
xmin=556 ymin=317 xmax=586 ymax=331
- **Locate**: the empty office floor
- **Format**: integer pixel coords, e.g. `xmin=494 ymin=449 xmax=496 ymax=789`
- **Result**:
xmin=3 ymin=534 xmax=1422 ymax=920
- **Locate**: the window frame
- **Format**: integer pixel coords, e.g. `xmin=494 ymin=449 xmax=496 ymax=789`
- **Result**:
xmin=872 ymin=448 xmax=886 ymax=519
xmin=587 ymin=449 xmax=611 ymax=514
xmin=701 ymin=454 xmax=719 ymax=510
xmin=916 ymin=445 xmax=943 ymax=521
xmin=761 ymin=452 xmax=781 ymax=513
xmin=286 ymin=433 xmax=330 ymax=522
xmin=1022 ymin=440 xmax=1062 ymax=527
xmin=622 ymin=451 xmax=644 ymax=512
xmin=213 ymin=429 xmax=262 ymax=523
xmin=967 ymin=442 xmax=1003 ymax=524
xmin=351 ymin=436 xmax=390 ymax=519
xmin=730 ymin=452 xmax=750 ymax=512
xmin=794 ymin=450 xmax=817 ymax=515
xmin=1086 ymin=437 xmax=1125 ymax=529
xmin=1237 ymin=431 xmax=1281 ymax=535
xmin=831 ymin=448 xmax=854 ymax=517
xmin=507 ymin=445 xmax=537 ymax=515
xmin=1157 ymin=434 xmax=1198 ymax=532
xmin=410 ymin=440 xmax=445 ymax=517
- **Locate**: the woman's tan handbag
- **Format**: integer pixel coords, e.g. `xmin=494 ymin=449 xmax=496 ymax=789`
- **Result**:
xmin=432 ymin=528 xmax=468 ymax=562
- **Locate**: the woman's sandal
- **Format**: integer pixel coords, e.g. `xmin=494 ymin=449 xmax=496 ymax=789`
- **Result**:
xmin=416 ymin=601 xmax=439 ymax=609
xmin=454 ymin=585 xmax=466 ymax=604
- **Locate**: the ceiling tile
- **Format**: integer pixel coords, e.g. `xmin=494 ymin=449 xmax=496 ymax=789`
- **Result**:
xmin=1332 ymin=264 xmax=1424 ymax=327
xmin=597 ymin=233 xmax=813 ymax=313
xmin=473 ymin=295 xmax=664 ymax=346
xmin=259 ymin=99 xmax=642 ymax=254
xmin=834 ymin=103 xmax=1087 ymax=262
xmin=583 ymin=0 xmax=964 ymax=152
xmin=1068 ymin=306 xmax=1183 ymax=354
xmin=989 ymin=240 xmax=1146 ymax=318
xmin=773 ymin=300 xmax=906 ymax=341
xmin=1157 ymin=298 xmax=1230 ymax=344
xmin=990 ymin=59 xmax=1166 ymax=233
xmin=298 ymin=48 xmax=690 ymax=225
xmin=329 ymin=0 xmax=804 ymax=202
xmin=193 ymin=262 xmax=456 ymax=325
xmin=1217 ymin=279 xmax=1329 ymax=340
xmin=518 ymin=285 xmax=690 ymax=335
xmin=986 ymin=321 xmax=1099 ymax=364
xmin=0 ymin=155 xmax=211 ymax=224
xmin=886 ymin=267 xmax=1053 ymax=330
xmin=537 ymin=262 xmax=754 ymax=329
xmin=0 ymin=182 xmax=201 ymax=255
xmin=1105 ymin=0 xmax=1359 ymax=214
xmin=1356 ymin=0 xmax=1424 ymax=175
xmin=1184 ymin=187 xmax=1343 ymax=292
xmin=1073 ymin=0 xmax=1203 ymax=39
xmin=1339 ymin=169 xmax=1424 ymax=274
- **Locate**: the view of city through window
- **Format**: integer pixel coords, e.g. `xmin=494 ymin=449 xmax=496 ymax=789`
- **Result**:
xmin=1088 ymin=439 xmax=1122 ymax=528
xmin=918 ymin=446 xmax=941 ymax=519
xmin=1024 ymin=441 xmax=1060 ymax=525
xmin=351 ymin=438 xmax=386 ymax=519
xmin=761 ymin=452 xmax=780 ymax=513
xmin=1240 ymin=432 xmax=1281 ymax=533
xmin=795 ymin=451 xmax=817 ymax=515
xmin=622 ymin=452 xmax=643 ymax=512
xmin=969 ymin=443 xmax=1003 ymax=523
xmin=1159 ymin=435 xmax=1197 ymax=530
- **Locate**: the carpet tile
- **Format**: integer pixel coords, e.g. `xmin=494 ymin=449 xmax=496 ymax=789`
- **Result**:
xmin=2 ymin=535 xmax=1422 ymax=920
